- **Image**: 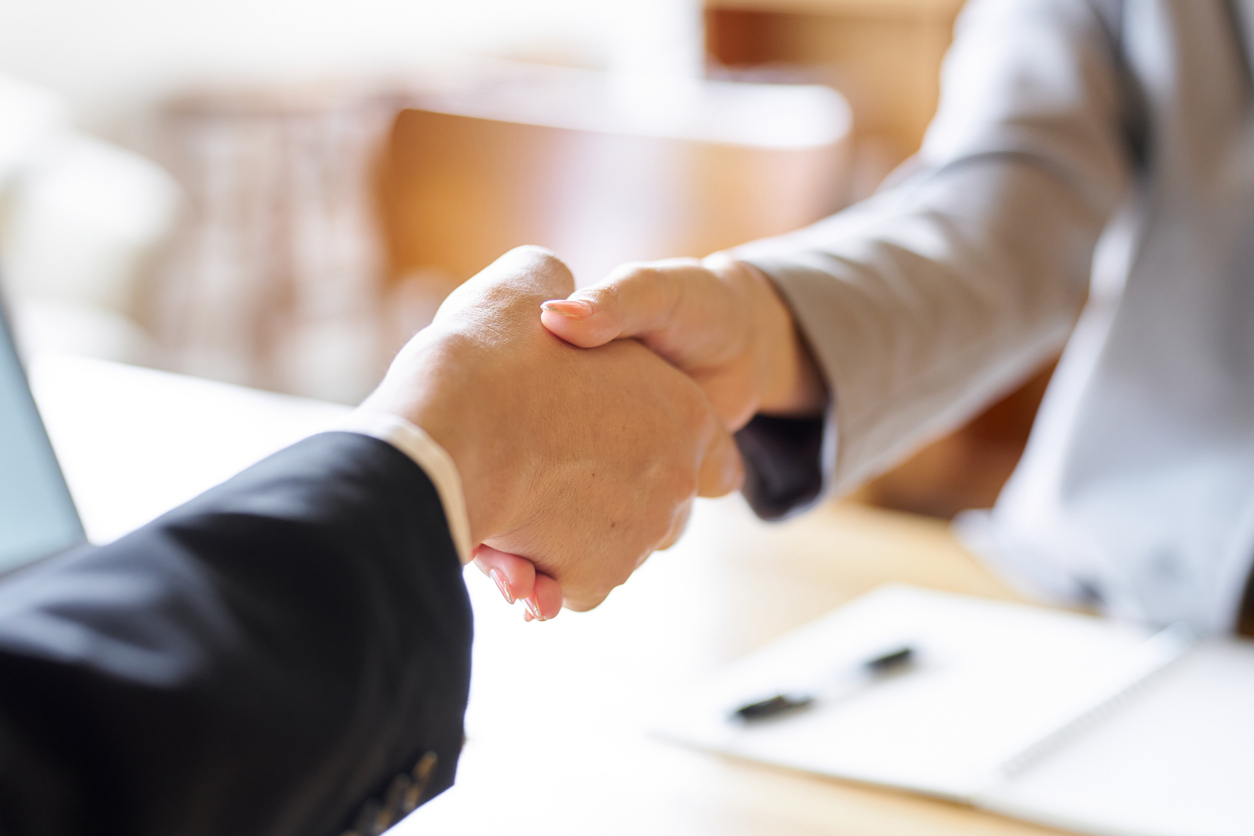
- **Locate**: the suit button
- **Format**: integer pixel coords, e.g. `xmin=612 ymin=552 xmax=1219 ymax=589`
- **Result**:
xmin=406 ymin=750 xmax=438 ymax=810
xmin=383 ymin=773 xmax=413 ymax=821
xmin=351 ymin=798 xmax=393 ymax=836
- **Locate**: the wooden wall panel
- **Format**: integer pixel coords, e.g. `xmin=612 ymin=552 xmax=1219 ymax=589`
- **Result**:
xmin=381 ymin=107 xmax=849 ymax=288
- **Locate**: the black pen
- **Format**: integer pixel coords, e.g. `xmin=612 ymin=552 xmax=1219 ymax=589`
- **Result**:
xmin=732 ymin=645 xmax=916 ymax=722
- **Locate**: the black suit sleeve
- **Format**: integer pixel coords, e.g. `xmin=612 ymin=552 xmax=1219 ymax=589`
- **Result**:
xmin=0 ymin=431 xmax=473 ymax=836
xmin=735 ymin=415 xmax=827 ymax=520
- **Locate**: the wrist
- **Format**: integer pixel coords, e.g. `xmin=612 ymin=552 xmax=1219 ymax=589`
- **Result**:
xmin=339 ymin=410 xmax=476 ymax=564
xmin=358 ymin=326 xmax=525 ymax=545
xmin=705 ymin=257 xmax=826 ymax=417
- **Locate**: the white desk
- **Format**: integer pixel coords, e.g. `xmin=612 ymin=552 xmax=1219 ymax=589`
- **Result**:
xmin=29 ymin=353 xmax=1062 ymax=836
xmin=29 ymin=353 xmax=349 ymax=543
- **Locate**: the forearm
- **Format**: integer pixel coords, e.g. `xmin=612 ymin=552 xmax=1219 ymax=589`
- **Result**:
xmin=730 ymin=0 xmax=1131 ymax=504
xmin=738 ymin=161 xmax=1105 ymax=488
xmin=705 ymin=256 xmax=827 ymax=418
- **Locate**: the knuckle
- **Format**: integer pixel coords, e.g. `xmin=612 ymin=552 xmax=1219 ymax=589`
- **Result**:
xmin=607 ymin=262 xmax=668 ymax=301
xmin=655 ymin=464 xmax=693 ymax=503
xmin=510 ymin=244 xmax=558 ymax=261
xmin=587 ymin=576 xmax=627 ymax=609
xmin=610 ymin=260 xmax=653 ymax=280
xmin=652 ymin=500 xmax=689 ymax=544
xmin=584 ymin=282 xmax=622 ymax=307
xmin=649 ymin=515 xmax=674 ymax=547
xmin=677 ymin=387 xmax=713 ymax=433
xmin=681 ymin=467 xmax=702 ymax=500
xmin=512 ymin=245 xmax=573 ymax=280
xmin=635 ymin=264 xmax=677 ymax=303
xmin=564 ymin=595 xmax=600 ymax=613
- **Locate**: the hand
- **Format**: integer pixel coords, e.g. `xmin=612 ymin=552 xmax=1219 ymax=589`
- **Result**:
xmin=538 ymin=254 xmax=826 ymax=432
xmin=359 ymin=246 xmax=744 ymax=615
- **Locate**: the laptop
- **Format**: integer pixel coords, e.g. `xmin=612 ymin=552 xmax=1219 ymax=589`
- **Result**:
xmin=0 ymin=294 xmax=86 ymax=574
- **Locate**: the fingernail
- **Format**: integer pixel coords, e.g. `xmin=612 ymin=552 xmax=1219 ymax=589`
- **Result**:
xmin=524 ymin=611 xmax=534 ymax=623
xmin=489 ymin=568 xmax=514 ymax=605
xmin=525 ymin=598 xmax=542 ymax=621
xmin=540 ymin=299 xmax=594 ymax=319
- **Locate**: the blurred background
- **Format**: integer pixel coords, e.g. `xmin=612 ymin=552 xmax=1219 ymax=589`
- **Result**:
xmin=0 ymin=0 xmax=1050 ymax=519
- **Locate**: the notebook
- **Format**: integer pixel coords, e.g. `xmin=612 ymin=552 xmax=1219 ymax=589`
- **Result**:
xmin=651 ymin=584 xmax=1254 ymax=836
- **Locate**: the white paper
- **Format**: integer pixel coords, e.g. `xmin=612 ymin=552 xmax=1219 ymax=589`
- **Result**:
xmin=651 ymin=585 xmax=1150 ymax=799
xmin=976 ymin=642 xmax=1254 ymax=836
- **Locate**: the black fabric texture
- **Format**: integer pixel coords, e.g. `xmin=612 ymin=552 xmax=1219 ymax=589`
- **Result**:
xmin=0 ymin=431 xmax=473 ymax=836
xmin=735 ymin=414 xmax=826 ymax=520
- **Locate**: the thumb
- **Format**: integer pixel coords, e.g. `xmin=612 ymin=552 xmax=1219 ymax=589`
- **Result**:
xmin=539 ymin=258 xmax=700 ymax=349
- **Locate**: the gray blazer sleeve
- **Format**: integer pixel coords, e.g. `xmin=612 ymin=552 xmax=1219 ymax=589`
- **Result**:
xmin=733 ymin=0 xmax=1134 ymax=517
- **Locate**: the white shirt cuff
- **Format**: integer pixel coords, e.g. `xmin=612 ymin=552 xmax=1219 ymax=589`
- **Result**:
xmin=337 ymin=411 xmax=474 ymax=566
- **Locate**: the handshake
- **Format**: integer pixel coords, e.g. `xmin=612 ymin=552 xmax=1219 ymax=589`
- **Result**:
xmin=359 ymin=246 xmax=825 ymax=619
